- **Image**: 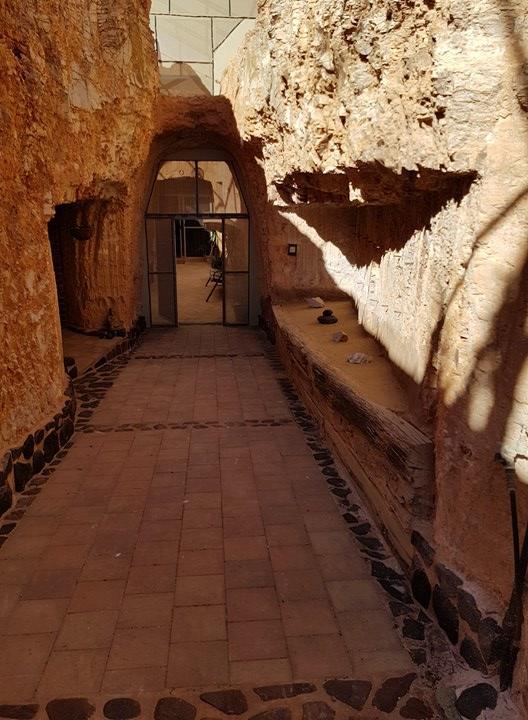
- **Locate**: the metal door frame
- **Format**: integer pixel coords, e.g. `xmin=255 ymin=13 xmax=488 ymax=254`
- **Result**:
xmin=145 ymin=216 xmax=178 ymax=327
xmin=145 ymin=212 xmax=250 ymax=327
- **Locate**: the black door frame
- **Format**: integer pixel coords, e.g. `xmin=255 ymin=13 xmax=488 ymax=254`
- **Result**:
xmin=145 ymin=213 xmax=250 ymax=327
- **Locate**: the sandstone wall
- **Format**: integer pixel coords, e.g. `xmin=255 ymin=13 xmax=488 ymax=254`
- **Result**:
xmin=223 ymin=0 xmax=528 ymax=697
xmin=0 ymin=0 xmax=158 ymax=454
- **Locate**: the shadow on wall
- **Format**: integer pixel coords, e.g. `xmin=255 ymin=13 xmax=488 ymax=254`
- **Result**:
xmin=286 ymin=172 xmax=475 ymax=268
xmin=278 ymin=171 xmax=477 ymax=388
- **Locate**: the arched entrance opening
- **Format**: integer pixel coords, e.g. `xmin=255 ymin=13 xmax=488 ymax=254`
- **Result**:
xmin=145 ymin=149 xmax=251 ymax=326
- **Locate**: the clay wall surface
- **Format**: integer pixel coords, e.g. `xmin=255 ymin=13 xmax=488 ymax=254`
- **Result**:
xmin=223 ymin=0 xmax=528 ymax=704
xmin=0 ymin=0 xmax=158 ymax=454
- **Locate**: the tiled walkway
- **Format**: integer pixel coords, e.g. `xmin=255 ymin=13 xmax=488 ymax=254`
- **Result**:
xmin=0 ymin=326 xmax=417 ymax=706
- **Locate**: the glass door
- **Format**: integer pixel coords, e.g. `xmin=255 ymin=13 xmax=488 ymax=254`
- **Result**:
xmin=146 ymin=156 xmax=251 ymax=326
xmin=145 ymin=218 xmax=177 ymax=326
xmin=223 ymin=218 xmax=249 ymax=325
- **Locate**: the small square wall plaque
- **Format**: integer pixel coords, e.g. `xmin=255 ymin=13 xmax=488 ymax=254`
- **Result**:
xmin=287 ymin=243 xmax=298 ymax=256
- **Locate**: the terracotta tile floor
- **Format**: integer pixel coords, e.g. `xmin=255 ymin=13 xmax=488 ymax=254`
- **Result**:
xmin=0 ymin=326 xmax=414 ymax=701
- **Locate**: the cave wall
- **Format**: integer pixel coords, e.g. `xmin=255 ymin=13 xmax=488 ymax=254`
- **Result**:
xmin=222 ymin=0 xmax=528 ymax=697
xmin=0 ymin=0 xmax=157 ymax=455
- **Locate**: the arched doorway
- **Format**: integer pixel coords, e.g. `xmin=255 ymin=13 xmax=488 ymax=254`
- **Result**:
xmin=145 ymin=149 xmax=251 ymax=326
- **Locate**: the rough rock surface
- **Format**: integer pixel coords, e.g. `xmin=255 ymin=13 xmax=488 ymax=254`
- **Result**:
xmin=0 ymin=0 xmax=157 ymax=453
xmin=222 ymin=0 xmax=528 ymax=709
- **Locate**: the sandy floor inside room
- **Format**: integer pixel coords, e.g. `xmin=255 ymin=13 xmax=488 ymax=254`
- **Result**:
xmin=177 ymin=258 xmax=222 ymax=324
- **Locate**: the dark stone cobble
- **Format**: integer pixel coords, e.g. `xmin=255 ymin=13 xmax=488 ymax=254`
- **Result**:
xmin=457 ymin=588 xmax=482 ymax=633
xmin=432 ymin=585 xmax=459 ymax=645
xmin=402 ymin=617 xmax=425 ymax=641
xmin=323 ymin=680 xmax=372 ymax=710
xmin=372 ymin=674 xmax=417 ymax=713
xmin=411 ymin=569 xmax=431 ymax=609
xmin=249 ymin=710 xmax=291 ymax=720
xmin=154 ymin=698 xmax=196 ymax=720
xmin=0 ymin=705 xmax=39 ymax=719
xmin=200 ymin=691 xmax=248 ymax=715
xmin=460 ymin=636 xmax=487 ymax=673
xmin=455 ymin=683 xmax=498 ymax=719
xmin=45 ymin=698 xmax=95 ymax=720
xmin=399 ymin=697 xmax=434 ymax=719
xmin=253 ymin=685 xmax=316 ymax=702
xmin=102 ymin=698 xmax=141 ymax=719
xmin=300 ymin=702 xmax=334 ymax=720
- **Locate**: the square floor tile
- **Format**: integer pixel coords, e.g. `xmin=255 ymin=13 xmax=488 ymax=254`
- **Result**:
xmin=223 ymin=512 xmax=264 ymax=536
xmin=118 ymin=593 xmax=173 ymax=628
xmin=280 ymin=600 xmax=338 ymax=636
xmin=80 ymin=554 xmax=132 ymax=581
xmin=316 ymin=551 xmax=369 ymax=581
xmin=102 ymin=665 xmax=166 ymax=693
xmin=3 ymin=599 xmax=69 ymax=635
xmin=309 ymin=531 xmax=354 ymax=556
xmin=140 ymin=521 xmax=181 ymax=543
xmin=265 ymin=525 xmax=309 ymax=547
xmin=181 ymin=528 xmax=223 ymax=550
xmin=37 ymin=648 xmax=107 ymax=696
xmin=177 ymin=549 xmax=224 ymax=576
xmin=224 ymin=536 xmax=268 ymax=562
xmin=274 ymin=569 xmax=327 ymax=602
xmin=0 ymin=633 xmax=55 ymax=675
xmin=69 ymin=580 xmax=125 ymax=612
xmin=0 ymin=674 xmax=39 ymax=702
xmin=225 ymin=560 xmax=274 ymax=589
xmin=227 ymin=587 xmax=280 ymax=622
xmin=56 ymin=610 xmax=118 ymax=649
xmin=230 ymin=658 xmax=292 ymax=685
xmin=182 ymin=508 xmax=222 ymax=529
xmin=21 ymin=569 xmax=78 ymax=600
xmin=269 ymin=546 xmax=317 ymax=572
xmin=228 ymin=619 xmax=287 ymax=661
xmin=132 ymin=540 xmax=179 ymax=566
xmin=107 ymin=627 xmax=170 ymax=669
xmin=126 ymin=565 xmax=177 ymax=594
xmin=40 ymin=545 xmax=91 ymax=570
xmin=174 ymin=574 xmax=224 ymax=606
xmin=326 ymin=579 xmax=381 ymax=612
xmin=167 ymin=641 xmax=228 ymax=687
xmin=171 ymin=605 xmax=226 ymax=642
xmin=287 ymin=634 xmax=353 ymax=679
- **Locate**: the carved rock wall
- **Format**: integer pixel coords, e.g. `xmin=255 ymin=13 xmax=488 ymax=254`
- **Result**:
xmin=222 ymin=0 xmax=528 ymax=690
xmin=0 ymin=0 xmax=157 ymax=454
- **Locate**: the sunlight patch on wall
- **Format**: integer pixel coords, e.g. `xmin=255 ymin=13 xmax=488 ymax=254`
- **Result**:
xmin=278 ymin=210 xmax=433 ymax=385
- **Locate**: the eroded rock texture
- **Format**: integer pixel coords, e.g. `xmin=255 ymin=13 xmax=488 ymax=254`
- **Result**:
xmin=223 ymin=0 xmax=528 ymax=699
xmin=0 ymin=0 xmax=157 ymax=452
